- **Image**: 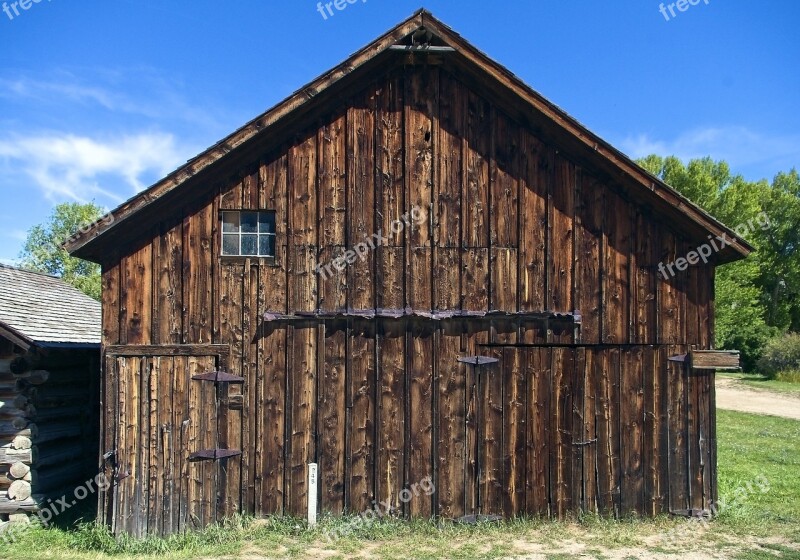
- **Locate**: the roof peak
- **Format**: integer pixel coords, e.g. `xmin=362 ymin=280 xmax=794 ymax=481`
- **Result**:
xmin=64 ymin=9 xmax=751 ymax=264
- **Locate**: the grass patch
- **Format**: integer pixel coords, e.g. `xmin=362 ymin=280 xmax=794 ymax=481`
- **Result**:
xmin=719 ymin=372 xmax=800 ymax=394
xmin=716 ymin=410 xmax=800 ymax=535
xmin=734 ymin=543 xmax=800 ymax=559
xmin=1 ymin=411 xmax=797 ymax=559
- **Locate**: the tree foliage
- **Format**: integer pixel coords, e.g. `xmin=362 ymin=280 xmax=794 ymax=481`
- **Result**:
xmin=639 ymin=156 xmax=799 ymax=370
xmin=19 ymin=202 xmax=104 ymax=301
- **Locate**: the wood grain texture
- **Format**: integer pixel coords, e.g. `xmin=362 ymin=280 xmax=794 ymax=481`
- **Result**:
xmin=97 ymin=67 xmax=723 ymax=533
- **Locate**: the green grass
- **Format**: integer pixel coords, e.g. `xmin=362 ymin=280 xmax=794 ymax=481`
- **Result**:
xmin=715 ymin=410 xmax=800 ymax=533
xmin=2 ymin=411 xmax=798 ymax=559
xmin=734 ymin=543 xmax=800 ymax=559
xmin=719 ymin=371 xmax=800 ymax=394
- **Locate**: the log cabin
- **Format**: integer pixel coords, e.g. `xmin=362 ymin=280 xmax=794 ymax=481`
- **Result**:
xmin=66 ymin=10 xmax=749 ymax=536
xmin=0 ymin=265 xmax=100 ymax=527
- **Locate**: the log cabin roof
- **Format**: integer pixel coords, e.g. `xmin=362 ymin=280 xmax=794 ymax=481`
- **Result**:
xmin=64 ymin=9 xmax=753 ymax=264
xmin=0 ymin=265 xmax=101 ymax=349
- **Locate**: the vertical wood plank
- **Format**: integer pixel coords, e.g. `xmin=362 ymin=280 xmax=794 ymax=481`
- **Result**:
xmin=376 ymin=327 xmax=405 ymax=515
xmin=219 ymin=263 xmax=244 ymax=516
xmin=667 ymin=345 xmax=689 ymax=513
xmin=463 ymin=90 xmax=490 ymax=249
xmin=526 ymin=348 xmax=550 ymax=516
xmin=182 ymin=204 xmax=213 ymax=344
xmin=319 ymin=113 xmax=347 ymax=248
xmin=549 ymin=156 xmax=574 ymax=313
xmin=408 ymin=329 xmax=434 ymax=517
xmin=435 ymin=329 xmax=465 ymax=519
xmin=122 ymin=243 xmax=153 ymax=345
xmin=643 ymin=346 xmax=666 ymax=515
xmin=347 ymin=330 xmax=375 ymax=513
xmin=595 ymin=348 xmax=621 ymax=515
xmin=154 ymin=223 xmax=183 ymax=344
xmin=491 ymin=111 xmax=519 ymax=248
xmin=603 ymin=190 xmax=631 ymax=344
xmin=635 ymin=213 xmax=658 ymax=344
xmin=173 ymin=356 xmax=189 ymax=533
xmin=436 ymin=72 xmax=464 ymax=248
xmin=503 ymin=348 xmax=526 ymax=517
xmin=102 ymin=264 xmax=121 ymax=345
xmin=582 ymin=349 xmax=598 ymax=513
xmin=257 ymin=265 xmax=287 ymax=515
xmin=347 ymin=88 xmax=376 ymax=310
xmin=620 ymin=347 xmax=645 ymax=515
xmin=519 ymin=133 xmax=549 ymax=317
xmin=550 ymin=348 xmax=574 ymax=517
xmin=482 ymin=348 xmax=504 ymax=516
xmin=318 ymin=322 xmax=346 ymax=514
xmin=377 ymin=72 xmax=405 ymax=247
xmin=287 ymin=325 xmax=316 ymax=516
xmin=575 ymin=174 xmax=603 ymax=344
xmin=571 ymin=348 xmax=586 ymax=512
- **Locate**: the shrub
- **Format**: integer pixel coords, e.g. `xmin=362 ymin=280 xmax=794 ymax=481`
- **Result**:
xmin=756 ymin=332 xmax=800 ymax=380
xmin=774 ymin=370 xmax=800 ymax=383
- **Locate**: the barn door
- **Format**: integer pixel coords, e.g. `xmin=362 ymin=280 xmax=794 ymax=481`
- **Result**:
xmin=106 ymin=347 xmax=236 ymax=536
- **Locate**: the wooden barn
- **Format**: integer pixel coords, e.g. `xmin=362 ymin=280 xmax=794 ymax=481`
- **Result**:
xmin=66 ymin=11 xmax=749 ymax=536
xmin=0 ymin=265 xmax=100 ymax=525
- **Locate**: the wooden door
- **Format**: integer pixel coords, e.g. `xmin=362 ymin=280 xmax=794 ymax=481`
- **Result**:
xmin=106 ymin=346 xmax=234 ymax=536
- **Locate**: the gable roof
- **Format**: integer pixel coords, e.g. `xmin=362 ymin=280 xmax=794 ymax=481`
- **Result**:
xmin=0 ymin=265 xmax=101 ymax=349
xmin=65 ymin=9 xmax=752 ymax=264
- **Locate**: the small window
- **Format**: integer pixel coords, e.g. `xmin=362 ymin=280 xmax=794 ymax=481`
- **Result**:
xmin=221 ymin=211 xmax=276 ymax=257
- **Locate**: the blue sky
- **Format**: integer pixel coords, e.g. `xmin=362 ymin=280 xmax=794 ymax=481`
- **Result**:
xmin=0 ymin=0 xmax=797 ymax=264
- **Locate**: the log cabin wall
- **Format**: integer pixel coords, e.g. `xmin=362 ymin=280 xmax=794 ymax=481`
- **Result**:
xmin=99 ymin=65 xmax=717 ymax=535
xmin=0 ymin=339 xmax=100 ymax=525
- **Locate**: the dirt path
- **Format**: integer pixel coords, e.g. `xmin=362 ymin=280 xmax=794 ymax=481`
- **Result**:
xmin=716 ymin=377 xmax=800 ymax=420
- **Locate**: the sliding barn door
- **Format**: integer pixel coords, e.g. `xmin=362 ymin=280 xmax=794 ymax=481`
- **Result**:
xmin=105 ymin=347 xmax=237 ymax=536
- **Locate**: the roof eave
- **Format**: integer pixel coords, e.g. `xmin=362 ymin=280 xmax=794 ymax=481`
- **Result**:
xmin=67 ymin=9 xmax=751 ymax=265
xmin=65 ymin=10 xmax=427 ymax=260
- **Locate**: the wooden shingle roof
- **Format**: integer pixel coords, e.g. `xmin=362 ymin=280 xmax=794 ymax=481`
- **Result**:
xmin=0 ymin=265 xmax=101 ymax=348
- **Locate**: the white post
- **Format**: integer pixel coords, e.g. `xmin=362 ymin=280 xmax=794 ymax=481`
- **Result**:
xmin=307 ymin=463 xmax=318 ymax=526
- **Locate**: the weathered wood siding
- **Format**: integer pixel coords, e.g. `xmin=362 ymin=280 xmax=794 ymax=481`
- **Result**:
xmin=100 ymin=66 xmax=717 ymax=534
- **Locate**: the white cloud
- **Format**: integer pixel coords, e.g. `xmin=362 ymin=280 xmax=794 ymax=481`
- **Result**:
xmin=0 ymin=132 xmax=190 ymax=203
xmin=619 ymin=126 xmax=800 ymax=178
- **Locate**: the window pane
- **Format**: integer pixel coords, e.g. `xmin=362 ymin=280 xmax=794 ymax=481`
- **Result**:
xmin=222 ymin=212 xmax=239 ymax=233
xmin=222 ymin=234 xmax=239 ymax=255
xmin=241 ymin=212 xmax=258 ymax=234
xmin=259 ymin=234 xmax=275 ymax=257
xmin=259 ymin=212 xmax=275 ymax=234
xmin=241 ymin=234 xmax=258 ymax=256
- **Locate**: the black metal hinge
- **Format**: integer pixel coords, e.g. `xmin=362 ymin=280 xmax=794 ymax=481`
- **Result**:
xmin=188 ymin=449 xmax=243 ymax=462
xmin=191 ymin=371 xmax=245 ymax=383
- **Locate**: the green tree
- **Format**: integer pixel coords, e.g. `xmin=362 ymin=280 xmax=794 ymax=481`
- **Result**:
xmin=638 ymin=155 xmax=781 ymax=369
xmin=755 ymin=170 xmax=800 ymax=331
xmin=19 ymin=202 xmax=105 ymax=300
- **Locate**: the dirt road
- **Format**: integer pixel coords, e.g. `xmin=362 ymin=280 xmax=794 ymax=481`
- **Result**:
xmin=715 ymin=376 xmax=800 ymax=420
